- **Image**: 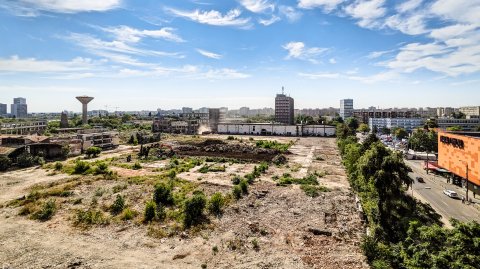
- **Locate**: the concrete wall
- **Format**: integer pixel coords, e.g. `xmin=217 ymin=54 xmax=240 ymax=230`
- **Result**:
xmin=218 ymin=124 xmax=335 ymax=137
xmin=438 ymin=131 xmax=480 ymax=186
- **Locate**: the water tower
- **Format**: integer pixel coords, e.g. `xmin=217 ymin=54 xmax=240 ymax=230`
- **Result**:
xmin=76 ymin=96 xmax=94 ymax=125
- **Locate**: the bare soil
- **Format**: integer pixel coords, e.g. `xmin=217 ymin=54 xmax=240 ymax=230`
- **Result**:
xmin=0 ymin=135 xmax=367 ymax=269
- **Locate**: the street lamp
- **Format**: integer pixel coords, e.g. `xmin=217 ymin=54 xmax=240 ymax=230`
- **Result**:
xmin=459 ymin=160 xmax=469 ymax=202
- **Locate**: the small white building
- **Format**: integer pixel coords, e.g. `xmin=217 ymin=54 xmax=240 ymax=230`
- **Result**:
xmin=369 ymin=118 xmax=425 ymax=132
xmin=217 ymin=123 xmax=335 ymax=137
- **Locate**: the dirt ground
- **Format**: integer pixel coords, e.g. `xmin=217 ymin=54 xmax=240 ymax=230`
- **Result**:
xmin=0 ymin=135 xmax=368 ymax=269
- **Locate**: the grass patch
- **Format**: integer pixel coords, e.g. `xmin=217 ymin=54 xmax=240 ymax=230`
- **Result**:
xmin=300 ymin=185 xmax=330 ymax=197
xmin=74 ymin=209 xmax=109 ymax=227
xmin=31 ymin=199 xmax=56 ymax=221
xmin=255 ymin=140 xmax=293 ymax=152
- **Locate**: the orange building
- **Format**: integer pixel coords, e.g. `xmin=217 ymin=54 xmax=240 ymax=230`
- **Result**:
xmin=438 ymin=131 xmax=480 ymax=194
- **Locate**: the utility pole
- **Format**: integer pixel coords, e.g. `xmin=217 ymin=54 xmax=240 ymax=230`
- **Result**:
xmin=466 ymin=163 xmax=469 ymax=202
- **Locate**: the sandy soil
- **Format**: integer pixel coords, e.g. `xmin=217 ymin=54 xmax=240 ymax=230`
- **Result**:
xmin=0 ymin=136 xmax=367 ymax=269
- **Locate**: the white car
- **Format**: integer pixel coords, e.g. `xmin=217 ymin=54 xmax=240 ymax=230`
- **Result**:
xmin=443 ymin=190 xmax=459 ymax=199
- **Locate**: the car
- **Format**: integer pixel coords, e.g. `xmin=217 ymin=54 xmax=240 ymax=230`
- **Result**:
xmin=416 ymin=177 xmax=425 ymax=183
xmin=443 ymin=190 xmax=459 ymax=199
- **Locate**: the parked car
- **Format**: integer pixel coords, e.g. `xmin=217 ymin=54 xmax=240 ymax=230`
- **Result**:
xmin=416 ymin=177 xmax=425 ymax=183
xmin=443 ymin=189 xmax=459 ymax=199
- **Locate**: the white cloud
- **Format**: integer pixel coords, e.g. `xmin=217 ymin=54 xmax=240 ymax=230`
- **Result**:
xmin=344 ymin=0 xmax=386 ymax=28
xmin=396 ymin=0 xmax=423 ymax=13
xmin=17 ymin=0 xmax=120 ymax=13
xmin=65 ymin=33 xmax=183 ymax=65
xmin=429 ymin=24 xmax=478 ymax=41
xmin=166 ymin=8 xmax=251 ymax=27
xmin=0 ymin=56 xmax=95 ymax=73
xmin=384 ymin=13 xmax=428 ymax=35
xmin=329 ymin=58 xmax=337 ymax=64
xmin=297 ymin=0 xmax=346 ymax=12
xmin=279 ymin=6 xmax=302 ymax=22
xmin=239 ymin=0 xmax=274 ymax=13
xmin=196 ymin=49 xmax=223 ymax=59
xmin=367 ymin=50 xmax=394 ymax=59
xmin=258 ymin=15 xmax=280 ymax=26
xmin=102 ymin=26 xmax=184 ymax=43
xmin=430 ymin=0 xmax=480 ymax=25
xmin=299 ymin=72 xmax=340 ymax=79
xmin=283 ymin=41 xmax=328 ymax=63
xmin=203 ymin=68 xmax=250 ymax=79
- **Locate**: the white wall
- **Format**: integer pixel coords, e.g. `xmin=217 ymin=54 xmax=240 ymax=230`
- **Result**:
xmin=218 ymin=124 xmax=335 ymax=136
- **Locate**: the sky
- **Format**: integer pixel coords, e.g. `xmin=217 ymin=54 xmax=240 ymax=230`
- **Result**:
xmin=0 ymin=0 xmax=479 ymax=112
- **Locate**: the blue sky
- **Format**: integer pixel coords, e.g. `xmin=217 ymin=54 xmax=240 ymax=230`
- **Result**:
xmin=0 ymin=0 xmax=479 ymax=112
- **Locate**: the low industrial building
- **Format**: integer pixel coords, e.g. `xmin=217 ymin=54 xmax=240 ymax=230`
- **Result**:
xmin=75 ymin=130 xmax=120 ymax=151
xmin=0 ymin=121 xmax=47 ymax=135
xmin=437 ymin=118 xmax=480 ymax=131
xmin=438 ymin=131 xmax=480 ymax=196
xmin=217 ymin=123 xmax=335 ymax=137
xmin=368 ymin=118 xmax=425 ymax=132
xmin=152 ymin=109 xmax=221 ymax=134
xmin=0 ymin=136 xmax=64 ymax=160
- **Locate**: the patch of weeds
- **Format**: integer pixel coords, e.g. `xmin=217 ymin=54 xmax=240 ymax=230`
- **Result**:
xmin=94 ymin=187 xmax=107 ymax=197
xmin=315 ymin=156 xmax=325 ymax=161
xmin=231 ymin=175 xmax=242 ymax=185
xmin=133 ymin=161 xmax=142 ymax=170
xmin=54 ymin=161 xmax=63 ymax=170
xmin=227 ymin=136 xmax=235 ymax=140
xmin=251 ymin=238 xmax=260 ymax=251
xmin=290 ymin=163 xmax=302 ymax=172
xmin=226 ymin=238 xmax=244 ymax=251
xmin=120 ymin=207 xmax=136 ymax=221
xmin=147 ymin=225 xmax=167 ymax=239
xmin=212 ymin=245 xmax=219 ymax=255
xmin=255 ymin=140 xmax=292 ymax=152
xmin=300 ymin=185 xmax=329 ymax=197
xmin=73 ymin=160 xmax=91 ymax=174
xmin=74 ymin=209 xmax=109 ymax=226
xmin=31 ymin=199 xmax=56 ymax=221
xmin=143 ymin=200 xmax=156 ymax=223
xmin=72 ymin=198 xmax=83 ymax=205
xmin=277 ymin=173 xmax=318 ymax=186
xmin=112 ymin=184 xmax=127 ymax=193
xmin=153 ymin=183 xmax=174 ymax=206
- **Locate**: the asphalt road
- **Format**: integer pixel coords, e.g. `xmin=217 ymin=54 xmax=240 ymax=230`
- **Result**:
xmin=406 ymin=160 xmax=480 ymax=224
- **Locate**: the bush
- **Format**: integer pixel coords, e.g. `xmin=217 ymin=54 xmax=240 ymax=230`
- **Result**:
xmin=144 ymin=201 xmax=156 ymax=222
xmin=239 ymin=180 xmax=248 ymax=194
xmin=110 ymin=194 xmax=125 ymax=215
xmin=183 ymin=192 xmax=206 ymax=227
xmin=208 ymin=192 xmax=225 ymax=216
xmin=231 ymin=175 xmax=242 ymax=185
xmin=73 ymin=160 xmax=91 ymax=174
xmin=54 ymin=161 xmax=63 ymax=171
xmin=120 ymin=208 xmax=135 ymax=221
xmin=75 ymin=209 xmax=109 ymax=226
xmin=85 ymin=146 xmax=102 ymax=158
xmin=227 ymin=136 xmax=235 ymax=140
xmin=132 ymin=161 xmax=142 ymax=170
xmin=94 ymin=162 xmax=109 ymax=174
xmin=153 ymin=183 xmax=173 ymax=206
xmin=0 ymin=156 xmax=12 ymax=171
xmin=31 ymin=199 xmax=56 ymax=221
xmin=16 ymin=152 xmax=36 ymax=168
xmin=232 ymin=185 xmax=242 ymax=199
xmin=300 ymin=185 xmax=329 ymax=197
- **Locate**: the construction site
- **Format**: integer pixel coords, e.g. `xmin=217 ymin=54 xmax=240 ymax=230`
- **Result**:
xmin=0 ymin=135 xmax=367 ymax=268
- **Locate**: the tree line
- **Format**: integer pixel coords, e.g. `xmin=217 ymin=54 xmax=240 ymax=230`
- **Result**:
xmin=337 ymin=122 xmax=480 ymax=268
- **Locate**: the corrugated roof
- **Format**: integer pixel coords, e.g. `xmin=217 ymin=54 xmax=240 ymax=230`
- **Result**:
xmin=0 ymin=145 xmax=22 ymax=156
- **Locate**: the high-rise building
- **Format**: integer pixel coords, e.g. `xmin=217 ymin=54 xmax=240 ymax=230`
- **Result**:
xmin=275 ymin=88 xmax=294 ymax=125
xmin=182 ymin=107 xmax=193 ymax=114
xmin=11 ymin=97 xmax=28 ymax=118
xmin=340 ymin=99 xmax=353 ymax=119
xmin=459 ymin=106 xmax=480 ymax=118
xmin=0 ymin=103 xmax=7 ymax=116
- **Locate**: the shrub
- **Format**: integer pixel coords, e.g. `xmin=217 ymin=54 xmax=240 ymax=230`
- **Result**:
xmin=272 ymin=154 xmax=287 ymax=165
xmin=183 ymin=192 xmax=206 ymax=227
xmin=85 ymin=146 xmax=102 ymax=158
xmin=156 ymin=203 xmax=166 ymax=221
xmin=120 ymin=208 xmax=135 ymax=221
xmin=239 ymin=180 xmax=248 ymax=194
xmin=94 ymin=162 xmax=109 ymax=174
xmin=231 ymin=175 xmax=242 ymax=185
xmin=251 ymin=238 xmax=259 ymax=251
xmin=132 ymin=161 xmax=142 ymax=170
xmin=110 ymin=194 xmax=125 ymax=215
xmin=167 ymin=169 xmax=176 ymax=179
xmin=16 ymin=152 xmax=36 ymax=168
xmin=144 ymin=200 xmax=156 ymax=222
xmin=54 ymin=161 xmax=63 ymax=171
xmin=227 ymin=136 xmax=235 ymax=140
xmin=75 ymin=209 xmax=109 ymax=226
xmin=0 ymin=156 xmax=12 ymax=171
xmin=208 ymin=192 xmax=225 ymax=216
xmin=300 ymin=185 xmax=329 ymax=197
xmin=199 ymin=165 xmax=210 ymax=173
xmin=232 ymin=185 xmax=242 ymax=200
xmin=153 ymin=183 xmax=174 ymax=206
xmin=31 ymin=199 xmax=56 ymax=221
xmin=73 ymin=160 xmax=90 ymax=174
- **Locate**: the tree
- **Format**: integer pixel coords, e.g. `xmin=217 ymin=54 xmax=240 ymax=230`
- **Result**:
xmin=0 ymin=156 xmax=12 ymax=171
xmin=394 ymin=127 xmax=408 ymax=140
xmin=346 ymin=117 xmax=360 ymax=131
xmin=295 ymin=114 xmax=314 ymax=124
xmin=380 ymin=127 xmax=391 ymax=134
xmin=183 ymin=192 xmax=206 ymax=227
xmin=85 ymin=146 xmax=102 ymax=158
xmin=451 ymin=111 xmax=466 ymax=119
xmin=358 ymin=123 xmax=370 ymax=133
xmin=408 ymin=130 xmax=437 ymax=153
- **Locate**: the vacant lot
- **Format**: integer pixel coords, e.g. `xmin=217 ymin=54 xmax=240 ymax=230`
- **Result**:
xmin=0 ymin=135 xmax=367 ymax=269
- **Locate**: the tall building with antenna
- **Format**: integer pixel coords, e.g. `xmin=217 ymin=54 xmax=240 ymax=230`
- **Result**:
xmin=275 ymin=86 xmax=294 ymax=125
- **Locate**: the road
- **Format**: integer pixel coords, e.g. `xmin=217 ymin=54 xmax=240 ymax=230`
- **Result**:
xmin=405 ymin=160 xmax=480 ymax=225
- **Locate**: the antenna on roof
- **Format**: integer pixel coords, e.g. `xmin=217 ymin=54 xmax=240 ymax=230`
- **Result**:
xmin=282 ymin=86 xmax=284 ymax=95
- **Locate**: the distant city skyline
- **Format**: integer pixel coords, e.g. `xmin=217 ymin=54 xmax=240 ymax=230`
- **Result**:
xmin=1 ymin=1 xmax=479 ymax=112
